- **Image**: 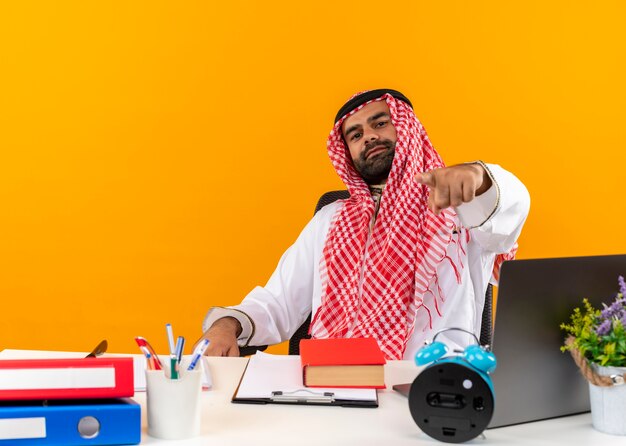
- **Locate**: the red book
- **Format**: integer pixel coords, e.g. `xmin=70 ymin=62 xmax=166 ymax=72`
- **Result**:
xmin=0 ymin=357 xmax=134 ymax=400
xmin=300 ymin=338 xmax=386 ymax=389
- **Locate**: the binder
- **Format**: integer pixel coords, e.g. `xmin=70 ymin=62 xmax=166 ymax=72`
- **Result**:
xmin=0 ymin=350 xmax=211 ymax=393
xmin=0 ymin=398 xmax=140 ymax=445
xmin=232 ymin=352 xmax=378 ymax=408
xmin=0 ymin=357 xmax=134 ymax=401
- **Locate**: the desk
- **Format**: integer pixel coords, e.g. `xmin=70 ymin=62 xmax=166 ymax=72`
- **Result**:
xmin=1 ymin=352 xmax=622 ymax=445
xmin=135 ymin=357 xmax=621 ymax=445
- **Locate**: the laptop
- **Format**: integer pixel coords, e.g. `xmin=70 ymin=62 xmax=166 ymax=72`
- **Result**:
xmin=488 ymin=254 xmax=626 ymax=428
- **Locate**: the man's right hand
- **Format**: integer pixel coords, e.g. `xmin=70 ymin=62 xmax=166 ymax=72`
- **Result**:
xmin=196 ymin=317 xmax=241 ymax=357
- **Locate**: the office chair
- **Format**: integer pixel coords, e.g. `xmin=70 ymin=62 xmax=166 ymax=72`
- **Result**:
xmin=287 ymin=190 xmax=495 ymax=355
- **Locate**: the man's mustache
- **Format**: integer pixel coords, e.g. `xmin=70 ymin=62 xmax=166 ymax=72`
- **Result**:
xmin=361 ymin=139 xmax=395 ymax=160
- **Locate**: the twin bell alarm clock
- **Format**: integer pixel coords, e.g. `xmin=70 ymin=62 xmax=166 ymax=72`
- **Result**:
xmin=409 ymin=327 xmax=497 ymax=443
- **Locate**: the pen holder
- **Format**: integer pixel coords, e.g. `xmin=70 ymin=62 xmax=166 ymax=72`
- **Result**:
xmin=146 ymin=357 xmax=202 ymax=440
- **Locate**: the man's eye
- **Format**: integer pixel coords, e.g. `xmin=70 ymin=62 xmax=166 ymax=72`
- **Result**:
xmin=351 ymin=132 xmax=362 ymax=141
xmin=376 ymin=121 xmax=387 ymax=128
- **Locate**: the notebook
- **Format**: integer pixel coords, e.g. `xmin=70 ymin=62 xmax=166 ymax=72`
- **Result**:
xmin=488 ymin=254 xmax=626 ymax=428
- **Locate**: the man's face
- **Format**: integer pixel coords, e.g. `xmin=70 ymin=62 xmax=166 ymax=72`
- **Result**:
xmin=341 ymin=101 xmax=397 ymax=185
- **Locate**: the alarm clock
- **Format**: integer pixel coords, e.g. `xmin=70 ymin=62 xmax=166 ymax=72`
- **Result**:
xmin=409 ymin=327 xmax=497 ymax=443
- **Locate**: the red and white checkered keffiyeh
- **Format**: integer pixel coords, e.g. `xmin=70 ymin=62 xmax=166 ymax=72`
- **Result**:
xmin=309 ymin=93 xmax=514 ymax=360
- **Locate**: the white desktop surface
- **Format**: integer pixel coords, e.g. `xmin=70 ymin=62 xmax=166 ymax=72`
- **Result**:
xmin=1 ymin=351 xmax=623 ymax=445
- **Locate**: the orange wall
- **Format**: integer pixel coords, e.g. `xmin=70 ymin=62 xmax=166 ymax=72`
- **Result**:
xmin=1 ymin=2 xmax=625 ymax=355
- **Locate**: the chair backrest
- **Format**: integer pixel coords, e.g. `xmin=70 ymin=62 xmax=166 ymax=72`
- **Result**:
xmin=288 ymin=190 xmax=494 ymax=355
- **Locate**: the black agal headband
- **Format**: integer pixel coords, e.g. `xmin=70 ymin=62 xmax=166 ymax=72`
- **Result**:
xmin=334 ymin=89 xmax=413 ymax=124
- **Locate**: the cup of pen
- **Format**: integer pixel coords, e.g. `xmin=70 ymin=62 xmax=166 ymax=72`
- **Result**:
xmin=146 ymin=356 xmax=202 ymax=440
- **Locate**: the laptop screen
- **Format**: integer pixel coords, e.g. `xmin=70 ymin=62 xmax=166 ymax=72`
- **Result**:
xmin=488 ymin=254 xmax=626 ymax=428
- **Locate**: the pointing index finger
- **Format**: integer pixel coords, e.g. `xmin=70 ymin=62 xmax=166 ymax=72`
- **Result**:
xmin=415 ymin=171 xmax=436 ymax=188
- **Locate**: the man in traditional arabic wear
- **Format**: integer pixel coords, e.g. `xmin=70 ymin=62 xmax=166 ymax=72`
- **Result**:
xmin=199 ymin=89 xmax=530 ymax=360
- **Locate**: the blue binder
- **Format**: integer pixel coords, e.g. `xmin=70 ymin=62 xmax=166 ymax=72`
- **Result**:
xmin=0 ymin=398 xmax=140 ymax=445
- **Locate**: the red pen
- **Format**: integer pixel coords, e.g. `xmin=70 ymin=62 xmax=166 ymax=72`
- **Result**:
xmin=135 ymin=336 xmax=163 ymax=370
xmin=139 ymin=346 xmax=156 ymax=370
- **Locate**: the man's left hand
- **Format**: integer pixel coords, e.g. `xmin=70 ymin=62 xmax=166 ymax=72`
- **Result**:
xmin=414 ymin=163 xmax=492 ymax=216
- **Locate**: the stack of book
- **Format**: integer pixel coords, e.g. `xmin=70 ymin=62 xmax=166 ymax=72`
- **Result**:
xmin=300 ymin=337 xmax=386 ymax=389
xmin=0 ymin=357 xmax=140 ymax=445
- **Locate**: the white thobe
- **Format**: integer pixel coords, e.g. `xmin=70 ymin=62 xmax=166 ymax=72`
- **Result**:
xmin=203 ymin=163 xmax=530 ymax=359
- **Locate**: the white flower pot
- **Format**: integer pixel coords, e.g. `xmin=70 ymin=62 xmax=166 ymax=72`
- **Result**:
xmin=589 ymin=364 xmax=626 ymax=435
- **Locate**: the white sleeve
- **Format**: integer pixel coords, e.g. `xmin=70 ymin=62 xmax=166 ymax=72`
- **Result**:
xmin=201 ymin=211 xmax=325 ymax=347
xmin=456 ymin=163 xmax=530 ymax=254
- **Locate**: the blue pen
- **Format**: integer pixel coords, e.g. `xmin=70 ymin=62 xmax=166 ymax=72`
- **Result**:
xmin=187 ymin=339 xmax=210 ymax=371
xmin=174 ymin=336 xmax=185 ymax=364
xmin=166 ymin=323 xmax=175 ymax=356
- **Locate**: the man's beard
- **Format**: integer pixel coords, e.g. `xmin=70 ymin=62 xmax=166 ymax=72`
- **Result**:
xmin=352 ymin=139 xmax=396 ymax=185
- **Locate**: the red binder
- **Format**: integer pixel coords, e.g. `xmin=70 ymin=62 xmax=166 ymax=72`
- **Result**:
xmin=0 ymin=357 xmax=134 ymax=400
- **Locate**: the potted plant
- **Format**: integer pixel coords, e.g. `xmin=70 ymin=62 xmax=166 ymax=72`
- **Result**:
xmin=561 ymin=276 xmax=626 ymax=435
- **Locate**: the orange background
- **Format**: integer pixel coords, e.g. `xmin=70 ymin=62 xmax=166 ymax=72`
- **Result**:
xmin=1 ymin=1 xmax=625 ymax=355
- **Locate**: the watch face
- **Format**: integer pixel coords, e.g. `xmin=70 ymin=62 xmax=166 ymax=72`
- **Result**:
xmin=409 ymin=362 xmax=494 ymax=443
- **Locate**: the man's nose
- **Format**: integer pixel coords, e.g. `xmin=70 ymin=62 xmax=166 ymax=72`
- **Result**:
xmin=362 ymin=127 xmax=380 ymax=142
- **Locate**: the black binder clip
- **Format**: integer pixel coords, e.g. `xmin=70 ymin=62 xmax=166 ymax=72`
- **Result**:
xmin=270 ymin=390 xmax=335 ymax=404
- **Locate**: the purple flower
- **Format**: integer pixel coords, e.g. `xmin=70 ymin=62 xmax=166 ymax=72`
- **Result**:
xmin=600 ymin=298 xmax=625 ymax=320
xmin=592 ymin=276 xmax=626 ymax=336
xmin=596 ymin=319 xmax=612 ymax=336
